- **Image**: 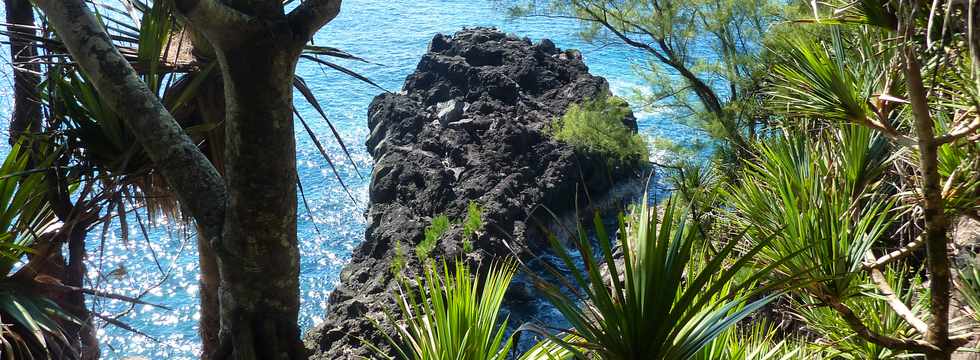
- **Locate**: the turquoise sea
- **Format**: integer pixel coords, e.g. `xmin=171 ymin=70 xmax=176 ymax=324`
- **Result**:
xmin=0 ymin=1 xmax=709 ymax=358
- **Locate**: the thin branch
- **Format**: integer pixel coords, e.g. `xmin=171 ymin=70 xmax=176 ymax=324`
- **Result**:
xmin=863 ymin=235 xmax=926 ymax=270
xmin=32 ymin=281 xmax=172 ymax=310
xmin=818 ymin=293 xmax=939 ymax=353
xmin=864 ymin=252 xmax=929 ymax=334
xmin=934 ymin=115 xmax=980 ymax=145
xmin=853 ymin=113 xmax=918 ymax=147
xmin=90 ymin=312 xmax=159 ymax=342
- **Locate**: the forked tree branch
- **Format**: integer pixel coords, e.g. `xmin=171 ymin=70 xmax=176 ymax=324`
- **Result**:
xmin=172 ymin=0 xmax=258 ymax=46
xmin=31 ymin=0 xmax=228 ymax=245
xmin=818 ymin=293 xmax=940 ymax=354
xmin=287 ymin=0 xmax=342 ymax=46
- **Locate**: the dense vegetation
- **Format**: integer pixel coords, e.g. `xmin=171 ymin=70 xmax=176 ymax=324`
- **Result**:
xmin=549 ymin=96 xmax=648 ymax=167
xmin=0 ymin=0 xmax=979 ymax=359
xmin=367 ymin=0 xmax=980 ymax=359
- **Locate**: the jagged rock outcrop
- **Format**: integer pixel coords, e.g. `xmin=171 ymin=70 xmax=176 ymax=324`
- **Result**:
xmin=304 ymin=27 xmax=643 ymax=358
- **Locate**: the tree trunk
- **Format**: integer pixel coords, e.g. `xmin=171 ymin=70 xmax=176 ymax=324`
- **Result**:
xmin=198 ymin=226 xmax=221 ymax=358
xmin=32 ymin=1 xmax=340 ymax=358
xmin=188 ymin=68 xmax=226 ymax=358
xmin=906 ymin=45 xmax=953 ymax=360
xmin=66 ymin=224 xmax=100 ymax=360
xmin=209 ymin=39 xmax=303 ymax=360
xmin=4 ymin=0 xmax=41 ymax=143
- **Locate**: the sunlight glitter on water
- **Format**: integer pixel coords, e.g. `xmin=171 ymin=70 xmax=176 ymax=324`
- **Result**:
xmin=0 ymin=1 xmax=710 ymax=358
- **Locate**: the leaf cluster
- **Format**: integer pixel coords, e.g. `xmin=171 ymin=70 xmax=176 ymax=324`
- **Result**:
xmin=550 ymin=96 xmax=648 ymax=168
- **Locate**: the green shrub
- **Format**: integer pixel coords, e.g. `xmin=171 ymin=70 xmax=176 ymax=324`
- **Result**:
xmin=536 ymin=194 xmax=786 ymax=359
xmin=695 ymin=321 xmax=806 ymax=360
xmin=461 ymin=201 xmax=483 ymax=252
xmin=416 ymin=214 xmax=450 ymax=259
xmin=390 ymin=241 xmax=406 ymax=276
xmin=367 ymin=260 xmax=518 ymax=360
xmin=550 ymin=96 xmax=648 ymax=167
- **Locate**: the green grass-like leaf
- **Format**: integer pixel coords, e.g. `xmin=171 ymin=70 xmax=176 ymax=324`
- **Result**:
xmin=368 ymin=260 xmax=517 ymax=360
xmin=534 ymin=195 xmax=784 ymax=359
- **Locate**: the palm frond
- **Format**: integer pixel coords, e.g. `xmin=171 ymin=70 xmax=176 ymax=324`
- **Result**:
xmin=534 ymin=195 xmax=786 ymax=360
xmin=368 ymin=260 xmax=517 ymax=360
xmin=726 ymin=132 xmax=896 ymax=299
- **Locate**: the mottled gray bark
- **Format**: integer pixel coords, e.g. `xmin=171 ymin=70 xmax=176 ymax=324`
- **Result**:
xmin=66 ymin=224 xmax=100 ymax=360
xmin=197 ymin=225 xmax=221 ymax=358
xmin=180 ymin=1 xmax=341 ymax=358
xmin=33 ymin=0 xmax=343 ymax=358
xmin=189 ymin=71 xmax=226 ymax=358
xmin=288 ymin=0 xmax=343 ymax=43
xmin=210 ymin=41 xmax=303 ymax=359
xmin=30 ymin=0 xmax=227 ymax=251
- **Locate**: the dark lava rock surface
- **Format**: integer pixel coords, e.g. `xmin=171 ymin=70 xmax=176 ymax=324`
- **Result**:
xmin=304 ymin=27 xmax=642 ymax=359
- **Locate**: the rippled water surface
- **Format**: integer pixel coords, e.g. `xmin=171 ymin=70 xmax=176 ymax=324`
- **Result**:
xmin=0 ymin=1 xmax=709 ymax=358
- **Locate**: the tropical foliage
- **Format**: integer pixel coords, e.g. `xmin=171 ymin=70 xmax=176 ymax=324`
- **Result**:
xmin=369 ymin=195 xmax=791 ymax=359
xmin=726 ymin=127 xmax=895 ymax=300
xmin=757 ymin=1 xmax=980 ymax=356
xmin=0 ymin=0 xmax=374 ymax=356
xmin=417 ymin=215 xmax=451 ymax=260
xmin=0 ymin=141 xmax=79 ymax=359
xmin=368 ymin=260 xmax=518 ymax=360
xmin=793 ymin=268 xmax=924 ymax=359
xmin=505 ymin=0 xmax=980 ymax=359
xmin=530 ymin=197 xmax=784 ymax=359
xmin=4 ymin=0 xmax=980 ymax=359
xmin=550 ymin=96 xmax=648 ymax=167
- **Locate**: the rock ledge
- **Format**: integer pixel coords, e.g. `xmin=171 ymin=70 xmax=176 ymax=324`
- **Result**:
xmin=304 ymin=27 xmax=642 ymax=358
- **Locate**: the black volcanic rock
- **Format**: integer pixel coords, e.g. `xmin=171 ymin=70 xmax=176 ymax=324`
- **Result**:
xmin=304 ymin=27 xmax=643 ymax=359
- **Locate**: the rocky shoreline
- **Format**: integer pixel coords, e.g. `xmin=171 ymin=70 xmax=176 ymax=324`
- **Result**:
xmin=303 ymin=28 xmax=644 ymax=358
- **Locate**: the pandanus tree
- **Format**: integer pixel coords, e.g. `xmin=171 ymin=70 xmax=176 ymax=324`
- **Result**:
xmin=753 ymin=1 xmax=980 ymax=358
xmin=1 ymin=0 xmax=375 ymax=358
xmin=528 ymin=198 xmax=789 ymax=360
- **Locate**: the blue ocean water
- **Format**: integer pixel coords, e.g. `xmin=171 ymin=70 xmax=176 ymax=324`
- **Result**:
xmin=0 ymin=1 xmax=709 ymax=358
